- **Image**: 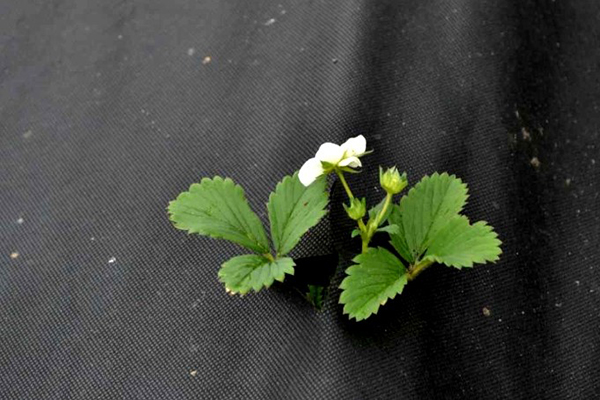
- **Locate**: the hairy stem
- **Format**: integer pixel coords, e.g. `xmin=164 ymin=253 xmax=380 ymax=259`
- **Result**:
xmin=407 ymin=259 xmax=433 ymax=281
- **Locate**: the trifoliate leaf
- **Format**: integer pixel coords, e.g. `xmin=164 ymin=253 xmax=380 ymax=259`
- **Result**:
xmin=339 ymin=247 xmax=408 ymax=321
xmin=424 ymin=215 xmax=502 ymax=268
xmin=388 ymin=205 xmax=414 ymax=264
xmin=400 ymin=173 xmax=468 ymax=260
xmin=168 ymin=177 xmax=270 ymax=253
xmin=218 ymin=255 xmax=295 ymax=295
xmin=267 ymin=172 xmax=328 ymax=256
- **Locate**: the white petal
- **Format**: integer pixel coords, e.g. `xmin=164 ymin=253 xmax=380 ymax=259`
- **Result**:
xmin=338 ymin=156 xmax=362 ymax=168
xmin=315 ymin=142 xmax=345 ymax=164
xmin=340 ymin=135 xmax=367 ymax=157
xmin=298 ymin=157 xmax=324 ymax=186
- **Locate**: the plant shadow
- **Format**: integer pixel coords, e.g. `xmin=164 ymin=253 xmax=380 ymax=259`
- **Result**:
xmin=273 ymin=253 xmax=339 ymax=310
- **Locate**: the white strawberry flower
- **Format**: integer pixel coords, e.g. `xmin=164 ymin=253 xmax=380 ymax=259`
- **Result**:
xmin=298 ymin=135 xmax=368 ymax=186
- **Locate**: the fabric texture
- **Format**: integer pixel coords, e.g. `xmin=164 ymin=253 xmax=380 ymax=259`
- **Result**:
xmin=1 ymin=0 xmax=599 ymax=398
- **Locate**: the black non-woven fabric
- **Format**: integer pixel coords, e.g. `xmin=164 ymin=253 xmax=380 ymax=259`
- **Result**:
xmin=1 ymin=0 xmax=599 ymax=398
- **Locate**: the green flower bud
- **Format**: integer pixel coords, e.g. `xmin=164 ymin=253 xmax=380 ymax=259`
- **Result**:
xmin=380 ymin=166 xmax=407 ymax=195
xmin=343 ymin=197 xmax=367 ymax=221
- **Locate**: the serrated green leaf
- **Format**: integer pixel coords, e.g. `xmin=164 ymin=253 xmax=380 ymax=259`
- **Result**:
xmin=400 ymin=172 xmax=468 ymax=260
xmin=376 ymin=224 xmax=400 ymax=235
xmin=168 ymin=177 xmax=270 ymax=253
xmin=388 ymin=205 xmax=414 ymax=264
xmin=267 ymin=172 xmax=329 ymax=256
xmin=218 ymin=255 xmax=295 ymax=295
xmin=339 ymin=247 xmax=408 ymax=321
xmin=424 ymin=215 xmax=502 ymax=268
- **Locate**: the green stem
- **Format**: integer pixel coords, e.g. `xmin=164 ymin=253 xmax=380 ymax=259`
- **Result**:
xmin=361 ymin=239 xmax=369 ymax=253
xmin=263 ymin=253 xmax=275 ymax=262
xmin=357 ymin=219 xmax=367 ymax=231
xmin=407 ymin=259 xmax=433 ymax=281
xmin=374 ymin=193 xmax=393 ymax=227
xmin=336 ymin=170 xmax=354 ymax=199
xmin=336 ymin=170 xmax=371 ymax=253
xmin=357 ymin=193 xmax=394 ymax=254
xmin=335 ymin=170 xmax=376 ymax=254
xmin=358 ymin=220 xmax=369 ymax=254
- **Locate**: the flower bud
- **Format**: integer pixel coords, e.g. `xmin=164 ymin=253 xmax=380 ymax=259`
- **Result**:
xmin=380 ymin=167 xmax=407 ymax=195
xmin=343 ymin=197 xmax=367 ymax=221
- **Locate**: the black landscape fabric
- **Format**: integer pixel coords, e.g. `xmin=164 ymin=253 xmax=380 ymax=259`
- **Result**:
xmin=1 ymin=0 xmax=599 ymax=399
